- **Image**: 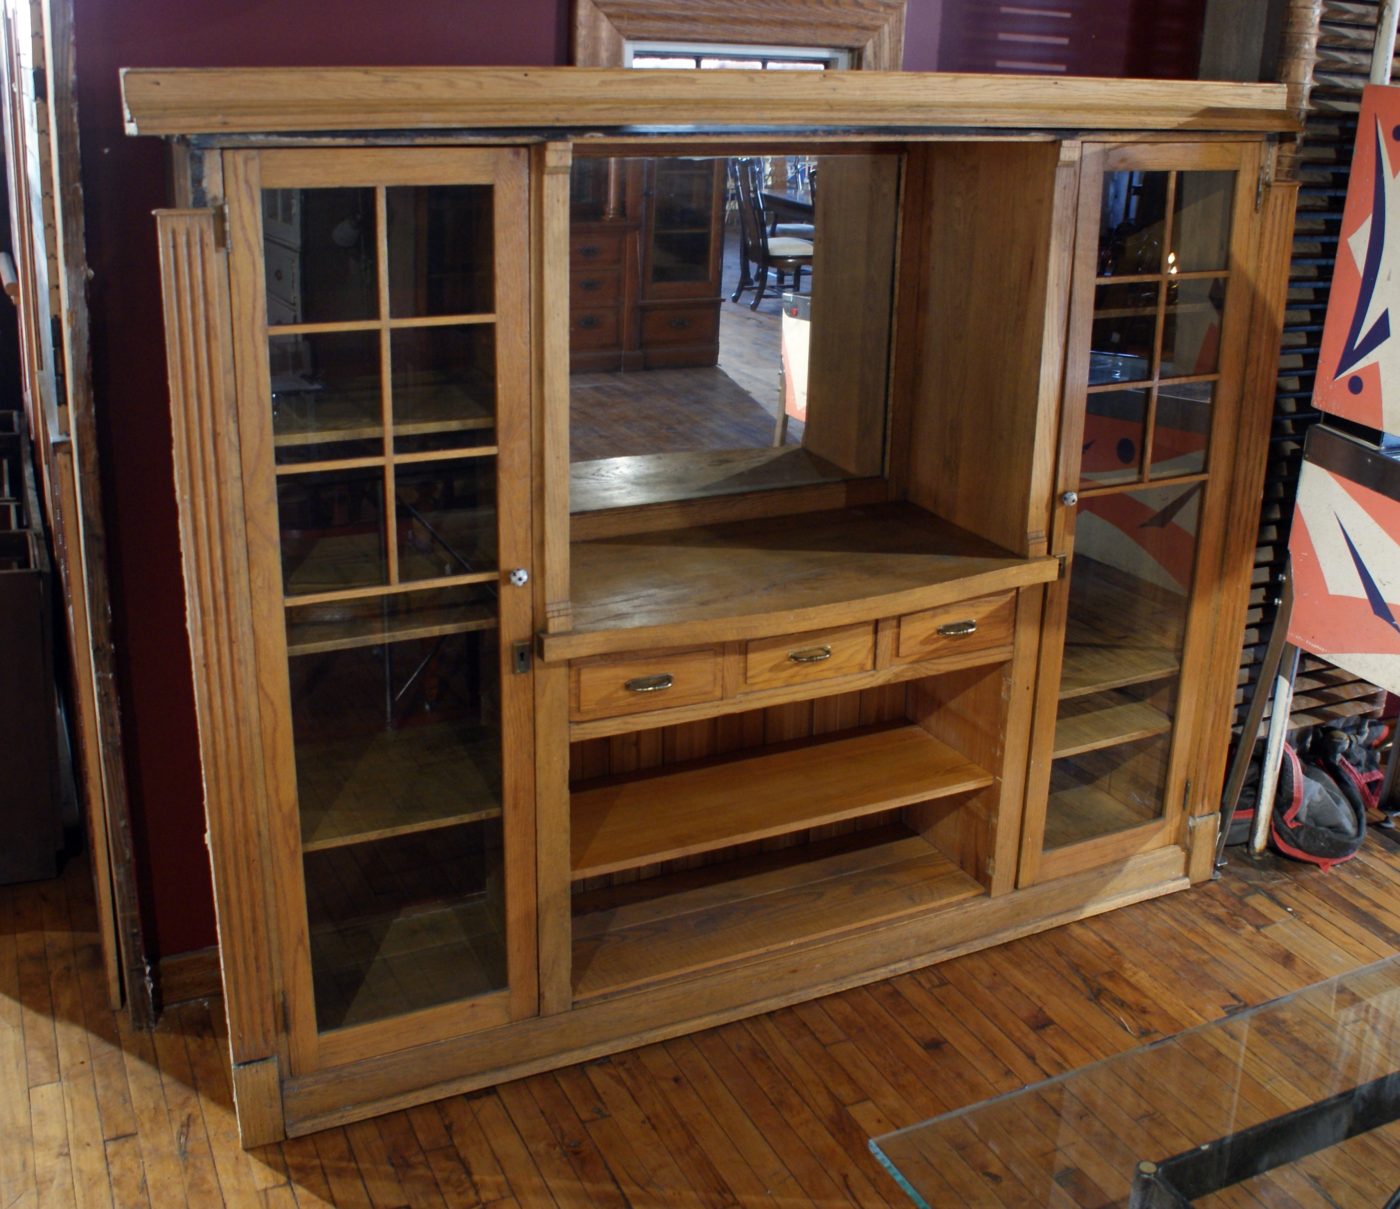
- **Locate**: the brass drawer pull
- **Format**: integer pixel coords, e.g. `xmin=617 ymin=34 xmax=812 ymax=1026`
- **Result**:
xmin=788 ymin=645 xmax=833 ymax=664
xmin=937 ymin=620 xmax=978 ymax=638
xmin=625 ymin=673 xmax=673 ymax=694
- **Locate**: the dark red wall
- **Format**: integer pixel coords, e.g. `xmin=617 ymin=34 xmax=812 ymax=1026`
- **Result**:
xmin=75 ymin=0 xmax=1199 ymax=960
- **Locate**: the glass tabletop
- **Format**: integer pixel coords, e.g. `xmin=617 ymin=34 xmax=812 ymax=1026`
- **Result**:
xmin=871 ymin=956 xmax=1400 ymax=1207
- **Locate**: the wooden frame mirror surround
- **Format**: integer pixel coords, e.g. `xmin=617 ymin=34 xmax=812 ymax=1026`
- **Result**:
xmin=571 ymin=0 xmax=908 ymax=70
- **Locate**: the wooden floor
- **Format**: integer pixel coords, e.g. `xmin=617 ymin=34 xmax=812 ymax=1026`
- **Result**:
xmin=6 ymin=829 xmax=1400 ymax=1208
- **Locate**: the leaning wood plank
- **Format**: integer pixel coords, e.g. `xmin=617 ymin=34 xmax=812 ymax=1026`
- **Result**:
xmin=571 ymin=725 xmax=992 ymax=879
xmin=121 ymin=69 xmax=1292 ymax=137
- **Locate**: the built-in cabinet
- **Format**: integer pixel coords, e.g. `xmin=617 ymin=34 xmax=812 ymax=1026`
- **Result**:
xmin=130 ymin=68 xmax=1294 ymax=1144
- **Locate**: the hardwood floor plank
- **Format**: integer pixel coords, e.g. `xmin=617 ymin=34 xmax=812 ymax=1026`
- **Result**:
xmin=468 ymin=1091 xmax=560 ymax=1208
xmin=501 ymin=1074 xmax=627 ymax=1209
xmin=0 ymin=886 xmax=38 ymax=1209
xmin=374 ymin=1112 xmax=449 ymax=1209
xmin=102 ymin=1135 xmax=150 ymax=1209
xmin=550 ymin=1064 xmax=681 ymax=1208
xmin=629 ymin=1044 xmax=778 ymax=1205
xmin=937 ymin=952 xmax=1088 ymax=1076
xmin=112 ymin=1012 xmax=190 ymax=1209
xmin=862 ymin=979 xmax=1005 ymax=1105
xmin=310 ymin=1128 xmax=375 ymax=1209
xmin=434 ymin=1095 xmax=509 ymax=1205
xmin=343 ymin=1117 xmax=413 ymax=1208
xmin=606 ymin=1047 xmax=756 ymax=1207
xmin=279 ymin=1133 xmax=337 ymax=1208
xmin=418 ymin=1143 xmax=483 ymax=1209
xmin=686 ymin=1030 xmax=850 ymax=1206
xmin=149 ymin=1007 xmax=225 ymax=1206
xmin=718 ymin=1020 xmax=892 ymax=1204
xmin=14 ymin=885 xmax=60 ymax=1089
xmin=183 ymin=1001 xmax=284 ymax=1202
xmin=31 ymin=1080 xmax=77 ymax=1209
xmin=666 ymin=1035 xmax=797 ymax=1190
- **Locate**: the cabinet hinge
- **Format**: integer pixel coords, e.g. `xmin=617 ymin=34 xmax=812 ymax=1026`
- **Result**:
xmin=1057 ymin=554 xmax=1068 ymax=580
xmin=1255 ymin=156 xmax=1273 ymax=213
xmin=212 ymin=204 xmax=230 ymax=251
xmin=31 ymin=67 xmax=46 ymax=103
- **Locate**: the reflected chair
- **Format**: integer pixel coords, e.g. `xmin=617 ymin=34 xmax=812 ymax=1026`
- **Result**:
xmin=729 ymin=158 xmax=813 ymax=311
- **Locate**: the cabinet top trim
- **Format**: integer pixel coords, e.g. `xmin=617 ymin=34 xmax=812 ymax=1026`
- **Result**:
xmin=121 ymin=67 xmax=1292 ymax=139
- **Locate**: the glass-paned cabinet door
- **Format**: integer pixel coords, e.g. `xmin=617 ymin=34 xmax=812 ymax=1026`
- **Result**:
xmin=224 ymin=147 xmax=534 ymax=1071
xmin=1021 ymin=141 xmax=1259 ymax=887
xmin=643 ymin=158 xmax=725 ymax=294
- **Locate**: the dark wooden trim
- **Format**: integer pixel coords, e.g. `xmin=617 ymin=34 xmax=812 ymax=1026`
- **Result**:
xmin=156 ymin=946 xmax=223 ymax=1007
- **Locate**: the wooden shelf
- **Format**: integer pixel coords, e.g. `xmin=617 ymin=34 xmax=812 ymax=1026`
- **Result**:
xmin=546 ymin=502 xmax=1059 ymax=660
xmin=1053 ymin=692 xmax=1172 ymax=759
xmin=1043 ymin=784 xmax=1158 ymax=850
xmin=570 ymin=723 xmax=992 ymax=881
xmin=286 ymin=599 xmax=496 ymax=656
xmin=1059 ymin=637 xmax=1179 ymax=698
xmin=299 ymin=726 xmax=501 ymax=852
xmin=273 ymin=384 xmax=493 ymax=448
xmin=571 ymin=825 xmax=983 ymax=1001
xmin=1060 ymin=554 xmax=1183 ymax=698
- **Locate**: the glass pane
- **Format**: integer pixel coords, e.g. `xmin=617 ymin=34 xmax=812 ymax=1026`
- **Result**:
xmin=1161 ymin=277 xmax=1225 ymax=377
xmin=1053 ymin=481 xmax=1201 ymax=847
xmin=873 ymin=956 xmax=1400 ymax=1208
xmin=390 ymin=325 xmax=496 ymax=455
xmin=1068 ymin=482 xmax=1200 ymax=673
xmin=395 ymin=458 xmax=497 ymax=582
xmin=278 ymin=467 xmax=386 ymax=596
xmin=1098 ymin=170 xmax=1169 ymax=277
xmin=304 ymin=820 xmax=506 ymax=1031
xmin=270 ymin=330 xmax=382 ymax=465
xmin=649 ymin=160 xmax=717 ymax=285
xmin=1046 ymin=731 xmax=1172 ymax=848
xmin=386 ymin=185 xmax=494 ymax=318
xmin=1090 ymin=282 xmax=1157 ymax=383
xmin=1171 ymin=171 xmax=1234 ymax=273
xmin=1080 ymin=388 xmax=1147 ymax=487
xmin=262 ymin=187 xmax=377 ymax=325
xmin=289 ymin=627 xmax=501 ymax=849
xmin=1153 ymin=381 xmax=1213 ymax=478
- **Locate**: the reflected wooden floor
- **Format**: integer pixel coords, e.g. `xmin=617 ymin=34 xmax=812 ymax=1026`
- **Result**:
xmin=6 ymin=830 xmax=1400 ymax=1207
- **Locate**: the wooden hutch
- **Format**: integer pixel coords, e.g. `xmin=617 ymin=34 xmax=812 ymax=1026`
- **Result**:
xmin=123 ymin=67 xmax=1297 ymax=1145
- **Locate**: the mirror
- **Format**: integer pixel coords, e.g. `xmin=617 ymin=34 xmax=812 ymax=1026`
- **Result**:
xmin=568 ymin=151 xmax=900 ymax=513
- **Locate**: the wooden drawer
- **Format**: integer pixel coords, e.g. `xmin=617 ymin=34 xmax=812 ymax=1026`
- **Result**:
xmin=895 ymin=592 xmax=1016 ymax=665
xmin=571 ymin=231 xmax=625 ymax=267
xmin=571 ymin=646 xmax=723 ymax=721
xmin=743 ymin=623 xmax=876 ymax=692
xmin=570 ymin=268 xmax=620 ymax=307
xmin=641 ymin=304 xmax=720 ymax=348
xmin=570 ymin=307 xmax=620 ymax=351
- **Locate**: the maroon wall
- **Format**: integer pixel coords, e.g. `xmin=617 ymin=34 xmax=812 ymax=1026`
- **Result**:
xmin=74 ymin=0 xmax=1199 ymax=960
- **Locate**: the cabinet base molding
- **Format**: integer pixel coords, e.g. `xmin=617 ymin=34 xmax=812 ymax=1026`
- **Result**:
xmin=279 ymin=845 xmax=1187 ymax=1137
